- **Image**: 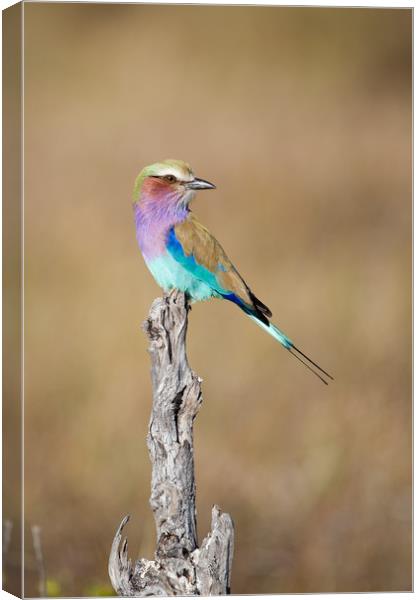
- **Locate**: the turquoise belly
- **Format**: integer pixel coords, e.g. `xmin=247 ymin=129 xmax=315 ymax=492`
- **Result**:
xmin=146 ymin=253 xmax=217 ymax=302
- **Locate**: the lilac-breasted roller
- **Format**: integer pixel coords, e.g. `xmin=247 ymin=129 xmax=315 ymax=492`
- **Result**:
xmin=133 ymin=159 xmax=333 ymax=384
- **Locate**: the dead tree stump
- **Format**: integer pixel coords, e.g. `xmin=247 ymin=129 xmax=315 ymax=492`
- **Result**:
xmin=109 ymin=290 xmax=234 ymax=596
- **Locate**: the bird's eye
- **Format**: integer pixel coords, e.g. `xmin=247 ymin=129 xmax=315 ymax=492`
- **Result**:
xmin=164 ymin=174 xmax=177 ymax=183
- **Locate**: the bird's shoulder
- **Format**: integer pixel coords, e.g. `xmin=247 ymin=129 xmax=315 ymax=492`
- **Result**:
xmin=171 ymin=215 xmax=248 ymax=300
xmin=172 ymin=213 xmax=229 ymax=272
xmin=171 ymin=215 xmax=272 ymax=319
xmin=170 ymin=215 xmax=272 ymax=321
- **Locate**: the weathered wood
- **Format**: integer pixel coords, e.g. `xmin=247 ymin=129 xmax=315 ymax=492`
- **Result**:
xmin=109 ymin=290 xmax=234 ymax=596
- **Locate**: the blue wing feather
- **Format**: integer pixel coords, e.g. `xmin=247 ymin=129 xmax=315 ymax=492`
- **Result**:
xmin=167 ymin=227 xmax=228 ymax=294
xmin=167 ymin=226 xmax=270 ymax=318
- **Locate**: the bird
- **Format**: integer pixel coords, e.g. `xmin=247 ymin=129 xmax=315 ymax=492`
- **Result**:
xmin=133 ymin=159 xmax=333 ymax=385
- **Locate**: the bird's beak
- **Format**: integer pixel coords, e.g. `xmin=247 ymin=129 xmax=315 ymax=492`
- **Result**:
xmin=186 ymin=177 xmax=216 ymax=190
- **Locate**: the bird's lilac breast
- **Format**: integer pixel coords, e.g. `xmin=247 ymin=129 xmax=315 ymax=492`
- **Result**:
xmin=135 ymin=214 xmax=167 ymax=260
xmin=134 ymin=202 xmax=187 ymax=261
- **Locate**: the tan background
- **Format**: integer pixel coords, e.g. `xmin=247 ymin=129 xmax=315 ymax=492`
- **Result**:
xmin=21 ymin=4 xmax=411 ymax=595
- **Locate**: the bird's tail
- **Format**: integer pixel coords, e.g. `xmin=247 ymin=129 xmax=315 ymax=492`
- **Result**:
xmin=248 ymin=315 xmax=334 ymax=385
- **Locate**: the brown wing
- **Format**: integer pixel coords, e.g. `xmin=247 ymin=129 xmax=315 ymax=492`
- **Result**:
xmin=173 ymin=215 xmax=272 ymax=321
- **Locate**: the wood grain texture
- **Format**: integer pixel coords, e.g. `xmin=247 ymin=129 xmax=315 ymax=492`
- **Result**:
xmin=109 ymin=290 xmax=234 ymax=596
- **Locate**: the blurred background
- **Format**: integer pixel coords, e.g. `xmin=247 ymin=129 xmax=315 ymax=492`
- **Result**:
xmin=18 ymin=4 xmax=412 ymax=595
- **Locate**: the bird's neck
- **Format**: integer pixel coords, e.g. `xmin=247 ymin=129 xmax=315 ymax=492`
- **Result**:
xmin=134 ymin=196 xmax=189 ymax=260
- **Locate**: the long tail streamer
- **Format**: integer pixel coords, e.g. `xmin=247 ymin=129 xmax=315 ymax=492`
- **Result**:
xmin=249 ymin=315 xmax=334 ymax=385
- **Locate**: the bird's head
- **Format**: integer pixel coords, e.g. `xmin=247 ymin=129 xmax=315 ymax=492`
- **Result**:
xmin=132 ymin=159 xmax=215 ymax=208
